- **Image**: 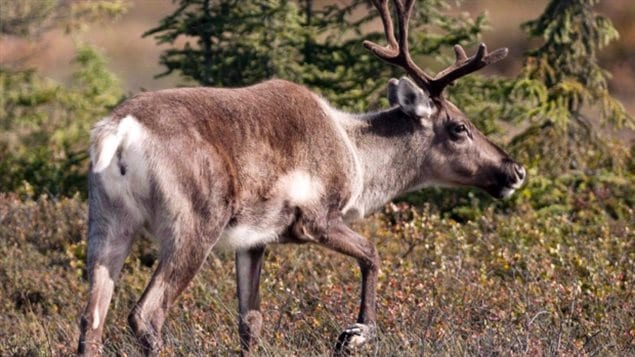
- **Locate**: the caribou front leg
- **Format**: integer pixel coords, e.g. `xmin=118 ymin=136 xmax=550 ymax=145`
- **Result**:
xmin=310 ymin=217 xmax=380 ymax=355
xmin=236 ymin=247 xmax=265 ymax=356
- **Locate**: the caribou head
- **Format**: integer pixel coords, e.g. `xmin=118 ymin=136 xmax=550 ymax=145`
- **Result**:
xmin=367 ymin=0 xmax=525 ymax=200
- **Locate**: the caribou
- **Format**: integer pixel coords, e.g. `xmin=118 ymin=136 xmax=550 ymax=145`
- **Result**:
xmin=77 ymin=0 xmax=525 ymax=355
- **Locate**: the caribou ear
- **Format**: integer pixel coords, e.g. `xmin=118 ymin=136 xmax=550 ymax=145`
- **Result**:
xmin=397 ymin=77 xmax=435 ymax=118
xmin=387 ymin=78 xmax=399 ymax=106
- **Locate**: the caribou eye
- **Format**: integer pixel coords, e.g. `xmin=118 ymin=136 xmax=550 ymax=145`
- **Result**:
xmin=450 ymin=123 xmax=468 ymax=137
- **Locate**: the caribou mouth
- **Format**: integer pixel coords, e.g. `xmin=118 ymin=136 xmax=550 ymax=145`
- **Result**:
xmin=485 ymin=163 xmax=526 ymax=199
xmin=493 ymin=176 xmax=525 ymax=199
xmin=484 ymin=177 xmax=525 ymax=199
xmin=483 ymin=186 xmax=516 ymax=200
xmin=499 ymin=186 xmax=517 ymax=199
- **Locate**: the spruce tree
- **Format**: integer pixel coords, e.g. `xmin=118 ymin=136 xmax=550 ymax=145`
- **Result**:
xmin=300 ymin=0 xmax=488 ymax=111
xmin=508 ymin=0 xmax=633 ymax=173
xmin=0 ymin=0 xmax=127 ymax=197
xmin=145 ymin=0 xmax=488 ymax=111
xmin=143 ymin=0 xmax=306 ymax=86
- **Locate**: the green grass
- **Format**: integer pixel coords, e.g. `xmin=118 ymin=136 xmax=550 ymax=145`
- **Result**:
xmin=0 ymin=192 xmax=633 ymax=356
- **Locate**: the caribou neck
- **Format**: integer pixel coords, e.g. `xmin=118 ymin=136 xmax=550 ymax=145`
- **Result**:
xmin=343 ymin=107 xmax=429 ymax=217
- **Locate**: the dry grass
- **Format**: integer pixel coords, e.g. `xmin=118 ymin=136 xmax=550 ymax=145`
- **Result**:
xmin=0 ymin=193 xmax=633 ymax=356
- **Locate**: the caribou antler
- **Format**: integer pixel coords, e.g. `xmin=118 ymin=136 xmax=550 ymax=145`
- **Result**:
xmin=363 ymin=0 xmax=433 ymax=90
xmin=363 ymin=0 xmax=508 ymax=97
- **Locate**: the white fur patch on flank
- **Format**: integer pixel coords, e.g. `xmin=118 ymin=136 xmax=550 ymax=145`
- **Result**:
xmin=92 ymin=309 xmax=100 ymax=330
xmin=277 ymin=170 xmax=323 ymax=205
xmin=216 ymin=225 xmax=279 ymax=251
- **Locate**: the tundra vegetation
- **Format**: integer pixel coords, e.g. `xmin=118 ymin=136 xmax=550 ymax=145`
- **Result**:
xmin=1 ymin=0 xmax=633 ymax=355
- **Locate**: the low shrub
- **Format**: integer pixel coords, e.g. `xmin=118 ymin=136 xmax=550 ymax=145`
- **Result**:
xmin=0 ymin=188 xmax=632 ymax=355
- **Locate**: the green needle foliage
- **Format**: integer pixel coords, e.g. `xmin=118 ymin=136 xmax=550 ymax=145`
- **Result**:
xmin=302 ymin=0 xmax=488 ymax=111
xmin=145 ymin=0 xmax=488 ymax=111
xmin=1 ymin=2 xmax=633 ymax=354
xmin=522 ymin=0 xmax=626 ymax=125
xmin=508 ymin=0 xmax=633 ymax=173
xmin=0 ymin=0 xmax=127 ymax=36
xmin=143 ymin=0 xmax=307 ymax=86
xmin=0 ymin=46 xmax=123 ymax=197
xmin=0 ymin=0 xmax=127 ymax=197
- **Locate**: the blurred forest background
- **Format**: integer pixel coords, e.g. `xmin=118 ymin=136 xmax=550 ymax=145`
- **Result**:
xmin=1 ymin=0 xmax=633 ymax=355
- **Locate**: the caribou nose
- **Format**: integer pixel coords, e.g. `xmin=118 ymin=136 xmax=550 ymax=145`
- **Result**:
xmin=513 ymin=164 xmax=526 ymax=182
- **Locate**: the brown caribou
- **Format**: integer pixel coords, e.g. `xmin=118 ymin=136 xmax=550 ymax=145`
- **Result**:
xmin=77 ymin=0 xmax=525 ymax=355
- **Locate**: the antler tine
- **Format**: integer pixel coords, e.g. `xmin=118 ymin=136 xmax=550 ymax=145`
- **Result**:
xmin=364 ymin=1 xmax=508 ymax=97
xmin=363 ymin=0 xmax=398 ymax=58
xmin=363 ymin=0 xmax=433 ymax=90
xmin=453 ymin=44 xmax=468 ymax=62
xmin=429 ymin=43 xmax=509 ymax=96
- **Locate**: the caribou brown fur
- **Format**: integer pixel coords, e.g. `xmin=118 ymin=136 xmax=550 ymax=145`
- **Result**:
xmin=77 ymin=1 xmax=525 ymax=356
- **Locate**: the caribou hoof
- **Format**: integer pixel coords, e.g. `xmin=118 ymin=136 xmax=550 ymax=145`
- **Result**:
xmin=334 ymin=323 xmax=375 ymax=355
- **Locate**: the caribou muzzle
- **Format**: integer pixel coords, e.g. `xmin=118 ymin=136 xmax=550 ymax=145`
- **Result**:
xmin=484 ymin=159 xmax=526 ymax=199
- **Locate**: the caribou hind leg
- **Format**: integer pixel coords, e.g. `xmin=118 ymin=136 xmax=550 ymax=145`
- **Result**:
xmin=127 ymin=208 xmax=230 ymax=356
xmin=78 ymin=176 xmax=142 ymax=356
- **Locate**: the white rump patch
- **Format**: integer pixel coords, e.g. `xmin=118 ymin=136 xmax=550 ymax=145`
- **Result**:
xmin=216 ymin=225 xmax=279 ymax=251
xmin=92 ymin=115 xmax=145 ymax=173
xmin=92 ymin=132 xmax=120 ymax=173
xmin=90 ymin=115 xmax=149 ymax=222
xmin=277 ymin=170 xmax=323 ymax=205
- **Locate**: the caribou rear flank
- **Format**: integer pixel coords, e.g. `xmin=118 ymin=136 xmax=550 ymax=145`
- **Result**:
xmin=77 ymin=0 xmax=525 ymax=355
